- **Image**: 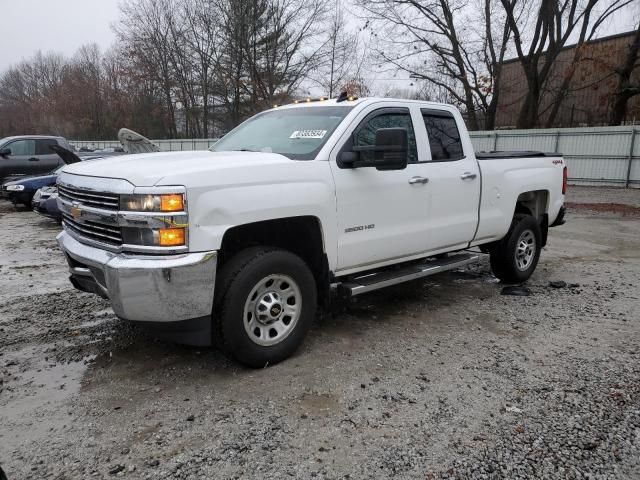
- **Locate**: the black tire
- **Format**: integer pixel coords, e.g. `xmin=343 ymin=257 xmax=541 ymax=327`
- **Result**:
xmin=490 ymin=214 xmax=542 ymax=283
xmin=213 ymin=247 xmax=317 ymax=368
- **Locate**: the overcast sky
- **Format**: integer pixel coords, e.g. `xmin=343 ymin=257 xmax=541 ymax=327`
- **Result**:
xmin=0 ymin=0 xmax=121 ymax=71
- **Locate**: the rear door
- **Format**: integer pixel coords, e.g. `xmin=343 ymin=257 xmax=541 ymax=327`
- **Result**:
xmin=1 ymin=139 xmax=37 ymax=180
xmin=330 ymin=105 xmax=433 ymax=272
xmin=420 ymin=109 xmax=481 ymax=251
xmin=35 ymin=139 xmax=64 ymax=171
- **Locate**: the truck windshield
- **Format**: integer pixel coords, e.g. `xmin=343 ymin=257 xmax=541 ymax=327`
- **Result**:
xmin=210 ymin=106 xmax=353 ymax=160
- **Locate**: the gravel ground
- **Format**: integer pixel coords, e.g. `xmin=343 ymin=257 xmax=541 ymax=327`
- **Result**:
xmin=1 ymin=187 xmax=639 ymax=479
xmin=567 ymin=185 xmax=640 ymax=208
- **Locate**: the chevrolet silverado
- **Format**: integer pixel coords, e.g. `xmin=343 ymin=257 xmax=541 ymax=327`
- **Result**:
xmin=56 ymin=96 xmax=567 ymax=367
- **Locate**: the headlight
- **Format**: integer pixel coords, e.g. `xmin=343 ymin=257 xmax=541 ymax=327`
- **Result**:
xmin=121 ymin=227 xmax=187 ymax=247
xmin=6 ymin=185 xmax=25 ymax=191
xmin=120 ymin=193 xmax=185 ymax=212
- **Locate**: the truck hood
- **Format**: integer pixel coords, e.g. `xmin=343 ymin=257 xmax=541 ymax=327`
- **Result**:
xmin=60 ymin=150 xmax=295 ymax=186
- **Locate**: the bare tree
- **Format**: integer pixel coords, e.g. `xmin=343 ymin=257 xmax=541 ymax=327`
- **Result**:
xmin=313 ymin=1 xmax=365 ymax=98
xmin=70 ymin=44 xmax=105 ymax=137
xmin=242 ymin=0 xmax=328 ymax=105
xmin=501 ymin=0 xmax=634 ymax=128
xmin=181 ymin=0 xmax=223 ymax=137
xmin=212 ymin=0 xmax=327 ymax=126
xmin=116 ymin=0 xmax=179 ymax=136
xmin=358 ymin=0 xmax=512 ymax=130
xmin=0 ymin=51 xmax=69 ymax=136
xmin=609 ymin=20 xmax=640 ymax=125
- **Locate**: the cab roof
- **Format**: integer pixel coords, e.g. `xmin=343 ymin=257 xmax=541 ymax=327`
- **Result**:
xmin=273 ymin=97 xmax=454 ymax=111
xmin=0 ymin=135 xmax=65 ymax=142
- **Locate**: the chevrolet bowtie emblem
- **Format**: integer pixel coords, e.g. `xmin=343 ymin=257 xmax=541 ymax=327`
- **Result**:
xmin=71 ymin=206 xmax=82 ymax=219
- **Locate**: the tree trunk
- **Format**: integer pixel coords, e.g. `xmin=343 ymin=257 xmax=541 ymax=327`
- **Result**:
xmin=517 ymin=69 xmax=541 ymax=128
xmin=202 ymin=88 xmax=209 ymax=139
xmin=609 ymin=23 xmax=640 ymax=126
xmin=517 ymin=93 xmax=536 ymax=129
xmin=485 ymin=96 xmax=497 ymax=131
xmin=609 ymin=95 xmax=628 ymax=125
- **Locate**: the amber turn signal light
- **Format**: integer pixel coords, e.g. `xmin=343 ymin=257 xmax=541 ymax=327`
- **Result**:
xmin=160 ymin=194 xmax=184 ymax=212
xmin=158 ymin=227 xmax=185 ymax=246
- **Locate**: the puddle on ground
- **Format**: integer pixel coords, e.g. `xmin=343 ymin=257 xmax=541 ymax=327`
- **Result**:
xmin=0 ymin=344 xmax=91 ymax=447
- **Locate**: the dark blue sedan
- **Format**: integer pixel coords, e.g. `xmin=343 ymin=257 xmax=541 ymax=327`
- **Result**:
xmin=1 ymin=145 xmax=108 ymax=206
xmin=1 ymin=167 xmax=62 ymax=206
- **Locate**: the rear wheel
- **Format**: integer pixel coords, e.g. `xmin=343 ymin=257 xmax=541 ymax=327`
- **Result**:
xmin=213 ymin=247 xmax=317 ymax=367
xmin=490 ymin=214 xmax=542 ymax=283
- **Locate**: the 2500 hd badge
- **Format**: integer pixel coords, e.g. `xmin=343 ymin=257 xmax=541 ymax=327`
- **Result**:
xmin=345 ymin=224 xmax=375 ymax=233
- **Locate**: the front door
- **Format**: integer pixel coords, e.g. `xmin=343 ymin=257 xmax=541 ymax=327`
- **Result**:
xmin=0 ymin=139 xmax=37 ymax=181
xmin=330 ymin=106 xmax=432 ymax=272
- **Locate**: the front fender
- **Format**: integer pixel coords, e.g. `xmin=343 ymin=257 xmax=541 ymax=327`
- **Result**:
xmin=175 ymin=161 xmax=338 ymax=270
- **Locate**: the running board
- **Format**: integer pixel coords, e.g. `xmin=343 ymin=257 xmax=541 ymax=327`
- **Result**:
xmin=339 ymin=253 xmax=480 ymax=297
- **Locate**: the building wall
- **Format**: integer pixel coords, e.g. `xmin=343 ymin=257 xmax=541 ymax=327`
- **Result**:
xmin=496 ymin=32 xmax=640 ymax=128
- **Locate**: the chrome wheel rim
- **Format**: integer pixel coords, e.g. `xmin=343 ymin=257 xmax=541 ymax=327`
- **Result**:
xmin=515 ymin=230 xmax=536 ymax=271
xmin=243 ymin=274 xmax=302 ymax=346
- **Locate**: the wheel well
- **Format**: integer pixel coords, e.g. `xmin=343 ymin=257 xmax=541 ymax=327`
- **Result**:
xmin=515 ymin=190 xmax=548 ymax=219
xmin=515 ymin=190 xmax=549 ymax=247
xmin=219 ymin=216 xmax=330 ymax=301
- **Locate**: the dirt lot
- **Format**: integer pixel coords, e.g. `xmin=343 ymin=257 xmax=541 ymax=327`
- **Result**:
xmin=1 ymin=186 xmax=639 ymax=479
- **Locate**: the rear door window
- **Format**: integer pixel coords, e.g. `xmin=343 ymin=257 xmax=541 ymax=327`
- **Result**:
xmin=421 ymin=109 xmax=464 ymax=161
xmin=7 ymin=139 xmax=36 ymax=156
xmin=36 ymin=139 xmax=58 ymax=155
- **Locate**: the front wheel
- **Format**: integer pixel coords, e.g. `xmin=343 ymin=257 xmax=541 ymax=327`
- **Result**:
xmin=213 ymin=247 xmax=317 ymax=368
xmin=490 ymin=214 xmax=542 ymax=283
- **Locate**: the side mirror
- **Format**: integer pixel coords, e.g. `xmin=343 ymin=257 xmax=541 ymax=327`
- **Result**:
xmin=0 ymin=148 xmax=10 ymax=158
xmin=372 ymin=128 xmax=408 ymax=170
xmin=340 ymin=128 xmax=408 ymax=171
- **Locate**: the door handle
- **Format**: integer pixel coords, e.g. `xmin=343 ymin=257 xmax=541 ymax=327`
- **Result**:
xmin=28 ymin=157 xmax=39 ymax=162
xmin=460 ymin=172 xmax=477 ymax=180
xmin=409 ymin=176 xmax=429 ymax=185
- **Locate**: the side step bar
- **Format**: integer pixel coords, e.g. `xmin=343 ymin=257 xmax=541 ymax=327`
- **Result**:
xmin=338 ymin=253 xmax=480 ymax=297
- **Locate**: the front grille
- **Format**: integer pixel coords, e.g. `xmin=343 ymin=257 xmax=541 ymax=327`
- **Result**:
xmin=62 ymin=213 xmax=123 ymax=246
xmin=58 ymin=185 xmax=120 ymax=210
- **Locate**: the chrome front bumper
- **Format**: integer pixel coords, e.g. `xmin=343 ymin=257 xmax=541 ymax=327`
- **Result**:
xmin=57 ymin=231 xmax=217 ymax=324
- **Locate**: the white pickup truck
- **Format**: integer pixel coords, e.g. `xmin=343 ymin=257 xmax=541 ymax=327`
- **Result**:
xmin=56 ymin=96 xmax=567 ymax=367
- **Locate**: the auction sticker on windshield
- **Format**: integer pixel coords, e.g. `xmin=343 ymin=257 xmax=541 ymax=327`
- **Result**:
xmin=290 ymin=130 xmax=327 ymax=139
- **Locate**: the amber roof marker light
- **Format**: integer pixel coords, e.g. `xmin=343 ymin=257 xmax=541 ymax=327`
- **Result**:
xmin=275 ymin=93 xmax=356 ymax=108
xmin=336 ymin=91 xmax=358 ymax=103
